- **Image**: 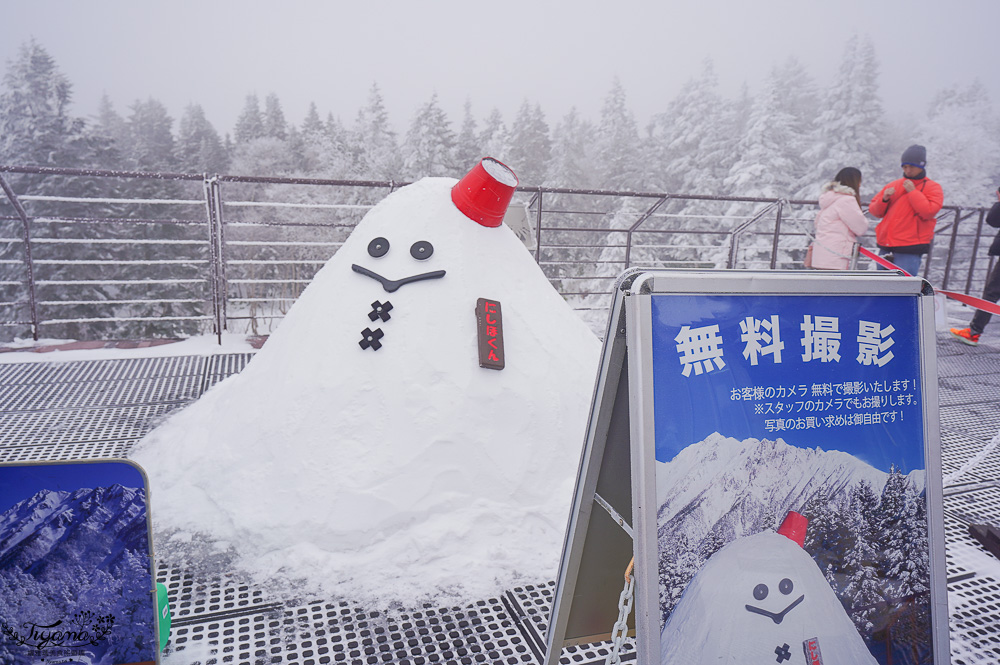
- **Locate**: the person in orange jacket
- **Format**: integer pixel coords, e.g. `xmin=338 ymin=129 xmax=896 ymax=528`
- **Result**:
xmin=868 ymin=144 xmax=944 ymax=276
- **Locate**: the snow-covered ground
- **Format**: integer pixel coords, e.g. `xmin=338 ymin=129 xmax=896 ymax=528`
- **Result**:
xmin=0 ymin=333 xmax=258 ymax=363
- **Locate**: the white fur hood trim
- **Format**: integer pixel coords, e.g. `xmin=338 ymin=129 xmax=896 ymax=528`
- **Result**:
xmin=821 ymin=181 xmax=857 ymax=197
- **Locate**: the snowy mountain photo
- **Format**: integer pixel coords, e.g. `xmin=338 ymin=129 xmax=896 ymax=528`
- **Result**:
xmin=655 ymin=432 xmax=925 ymax=548
xmin=656 ymin=433 xmax=932 ymax=664
xmin=0 ymin=484 xmax=147 ymax=576
xmin=0 ymin=471 xmax=157 ymax=665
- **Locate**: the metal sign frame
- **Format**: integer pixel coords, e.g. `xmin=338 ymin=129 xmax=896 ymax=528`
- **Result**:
xmin=545 ymin=269 xmax=948 ymax=665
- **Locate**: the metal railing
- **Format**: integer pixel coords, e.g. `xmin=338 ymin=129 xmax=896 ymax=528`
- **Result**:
xmin=0 ymin=164 xmax=994 ymax=341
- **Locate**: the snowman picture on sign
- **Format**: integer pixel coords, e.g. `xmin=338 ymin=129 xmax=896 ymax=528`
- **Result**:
xmin=660 ymin=511 xmax=878 ymax=665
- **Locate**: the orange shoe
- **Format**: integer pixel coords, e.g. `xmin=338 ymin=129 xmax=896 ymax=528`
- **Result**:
xmin=950 ymin=327 xmax=980 ymax=346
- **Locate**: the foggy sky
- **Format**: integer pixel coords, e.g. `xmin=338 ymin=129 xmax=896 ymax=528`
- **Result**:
xmin=2 ymin=0 xmax=998 ymax=135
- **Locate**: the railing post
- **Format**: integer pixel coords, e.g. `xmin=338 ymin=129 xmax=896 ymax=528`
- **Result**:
xmin=727 ymin=231 xmax=738 ymax=269
xmin=535 ymin=189 xmax=543 ymax=264
xmin=204 ymin=176 xmax=223 ymax=343
xmin=769 ymin=200 xmax=784 ymax=270
xmin=727 ymin=201 xmax=778 ymax=269
xmin=210 ymin=178 xmax=230 ymax=337
xmin=624 ymin=197 xmax=669 ymax=269
xmin=941 ymin=208 xmax=962 ymax=289
xmin=964 ymin=209 xmax=986 ymax=295
xmin=0 ymin=173 xmax=40 ymax=340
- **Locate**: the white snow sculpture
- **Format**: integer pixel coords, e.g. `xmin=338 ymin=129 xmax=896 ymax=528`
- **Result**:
xmin=131 ymin=159 xmax=601 ymax=605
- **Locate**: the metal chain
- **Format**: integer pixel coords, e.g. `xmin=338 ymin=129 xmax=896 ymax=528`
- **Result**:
xmin=605 ymin=558 xmax=635 ymax=665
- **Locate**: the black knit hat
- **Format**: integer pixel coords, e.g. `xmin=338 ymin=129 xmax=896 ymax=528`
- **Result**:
xmin=901 ymin=144 xmax=927 ymax=168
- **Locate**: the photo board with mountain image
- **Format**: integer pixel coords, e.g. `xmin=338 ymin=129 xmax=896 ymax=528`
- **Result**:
xmin=635 ymin=284 xmax=946 ymax=665
xmin=0 ymin=460 xmax=159 ymax=665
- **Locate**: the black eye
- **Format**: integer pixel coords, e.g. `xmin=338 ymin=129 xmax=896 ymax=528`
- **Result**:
xmin=779 ymin=578 xmax=793 ymax=595
xmin=368 ymin=237 xmax=389 ymax=258
xmin=410 ymin=240 xmax=433 ymax=260
xmin=753 ymin=584 xmax=768 ymax=601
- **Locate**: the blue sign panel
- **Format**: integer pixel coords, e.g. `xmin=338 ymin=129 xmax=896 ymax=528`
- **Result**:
xmin=650 ymin=294 xmax=933 ymax=665
xmin=0 ymin=461 xmax=159 ymax=665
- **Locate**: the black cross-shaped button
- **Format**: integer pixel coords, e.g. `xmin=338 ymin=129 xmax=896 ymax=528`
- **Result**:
xmin=368 ymin=300 xmax=393 ymax=322
xmin=359 ymin=327 xmax=384 ymax=351
xmin=774 ymin=643 xmax=791 ymax=663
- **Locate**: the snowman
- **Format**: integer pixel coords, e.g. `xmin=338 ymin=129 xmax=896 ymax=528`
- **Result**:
xmin=130 ymin=158 xmax=601 ymax=605
xmin=660 ymin=511 xmax=878 ymax=664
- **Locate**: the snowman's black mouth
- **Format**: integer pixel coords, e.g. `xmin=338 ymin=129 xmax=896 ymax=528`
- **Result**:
xmin=352 ymin=264 xmax=446 ymax=293
xmin=744 ymin=595 xmax=805 ymax=624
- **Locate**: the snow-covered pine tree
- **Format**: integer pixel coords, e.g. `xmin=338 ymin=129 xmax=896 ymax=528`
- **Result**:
xmin=122 ymin=98 xmax=178 ymax=186
xmin=724 ymin=66 xmax=810 ymax=268
xmin=842 ymin=510 xmax=883 ymax=637
xmin=878 ymin=467 xmax=929 ymax=601
xmin=540 ymin=108 xmax=601 ymax=319
xmin=349 ymin=84 xmax=401 ymax=180
xmin=0 ymin=40 xmax=87 ymax=172
xmin=802 ymin=35 xmax=891 ymax=198
xmin=646 ymin=61 xmax=738 ymax=269
xmin=320 ymin=113 xmax=353 ymax=178
xmin=507 ymin=101 xmax=552 ymax=187
xmin=771 ymin=57 xmax=820 ymax=197
xmin=234 ymin=94 xmax=266 ymax=146
xmin=402 ymin=92 xmax=456 ymax=179
xmin=0 ymin=42 xmax=147 ymax=340
xmin=649 ymin=60 xmax=731 ymax=196
xmin=478 ymin=108 xmax=509 ymax=164
xmin=725 ymin=69 xmax=801 ymax=198
xmin=547 ymin=108 xmax=593 ymax=190
xmin=698 ymin=523 xmax=730 ymax=561
xmin=296 ymin=102 xmax=326 ymax=174
xmin=578 ymin=80 xmax=648 ymax=307
xmin=0 ymin=39 xmax=98 ymax=217
xmin=802 ymin=488 xmax=850 ymax=591
xmin=658 ymin=532 xmax=701 ymax=622
xmin=92 ymin=93 xmax=130 ymax=169
xmin=119 ymin=98 xmax=206 ymax=338
xmin=454 ymin=100 xmax=482 ymax=171
xmin=175 ymin=104 xmax=228 ymax=175
xmin=302 ymin=102 xmax=324 ymax=136
xmin=752 ymin=501 xmax=781 ymax=534
xmin=594 ymin=78 xmax=641 ymax=191
xmin=843 ymin=480 xmax=884 ymax=637
xmin=915 ymin=81 xmax=1000 ymax=207
xmin=109 ymin=550 xmax=156 ymax=663
xmin=263 ymin=93 xmax=288 ymax=141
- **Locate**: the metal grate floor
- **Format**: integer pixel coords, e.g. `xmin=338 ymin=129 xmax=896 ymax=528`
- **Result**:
xmin=0 ymin=330 xmax=998 ymax=663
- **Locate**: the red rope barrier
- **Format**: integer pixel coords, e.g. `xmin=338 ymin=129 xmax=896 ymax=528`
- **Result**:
xmin=857 ymin=246 xmax=1000 ymax=317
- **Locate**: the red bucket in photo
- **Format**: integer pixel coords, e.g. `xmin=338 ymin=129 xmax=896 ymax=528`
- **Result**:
xmin=777 ymin=510 xmax=809 ymax=548
xmin=451 ymin=157 xmax=519 ymax=228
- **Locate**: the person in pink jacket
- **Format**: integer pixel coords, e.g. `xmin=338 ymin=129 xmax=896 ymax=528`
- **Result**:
xmin=808 ymin=167 xmax=869 ymax=270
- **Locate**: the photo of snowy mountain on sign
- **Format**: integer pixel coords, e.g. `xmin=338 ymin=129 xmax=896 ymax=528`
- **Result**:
xmin=0 ymin=463 xmax=157 ymax=665
xmin=656 ymin=433 xmax=931 ymax=665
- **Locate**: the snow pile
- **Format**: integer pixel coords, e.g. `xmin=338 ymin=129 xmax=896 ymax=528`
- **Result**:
xmin=130 ymin=176 xmax=601 ymax=606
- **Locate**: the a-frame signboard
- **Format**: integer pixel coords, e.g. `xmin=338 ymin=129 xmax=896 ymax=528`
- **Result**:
xmin=544 ymin=269 xmax=949 ymax=665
